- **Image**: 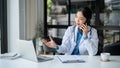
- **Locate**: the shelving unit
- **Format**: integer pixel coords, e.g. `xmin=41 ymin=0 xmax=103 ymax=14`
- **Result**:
xmin=45 ymin=0 xmax=97 ymax=38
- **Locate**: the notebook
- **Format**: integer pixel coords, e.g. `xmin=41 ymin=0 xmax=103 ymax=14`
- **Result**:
xmin=57 ymin=55 xmax=85 ymax=63
xmin=17 ymin=39 xmax=53 ymax=62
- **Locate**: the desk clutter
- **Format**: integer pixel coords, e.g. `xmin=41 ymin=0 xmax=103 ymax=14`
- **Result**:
xmin=0 ymin=52 xmax=21 ymax=60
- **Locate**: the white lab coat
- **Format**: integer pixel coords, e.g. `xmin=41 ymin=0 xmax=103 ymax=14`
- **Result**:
xmin=57 ymin=25 xmax=98 ymax=56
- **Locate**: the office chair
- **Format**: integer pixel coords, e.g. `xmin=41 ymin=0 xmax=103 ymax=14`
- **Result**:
xmin=103 ymin=41 xmax=120 ymax=55
xmin=96 ymin=34 xmax=104 ymax=55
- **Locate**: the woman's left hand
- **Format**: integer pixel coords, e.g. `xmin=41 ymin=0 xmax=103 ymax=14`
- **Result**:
xmin=79 ymin=24 xmax=88 ymax=37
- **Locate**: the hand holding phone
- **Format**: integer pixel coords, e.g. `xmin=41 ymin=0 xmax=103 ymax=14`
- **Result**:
xmin=79 ymin=23 xmax=88 ymax=37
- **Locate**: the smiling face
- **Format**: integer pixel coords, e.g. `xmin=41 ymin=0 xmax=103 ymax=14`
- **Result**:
xmin=75 ymin=11 xmax=87 ymax=27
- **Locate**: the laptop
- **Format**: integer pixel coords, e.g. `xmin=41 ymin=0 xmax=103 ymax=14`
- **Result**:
xmin=17 ymin=39 xmax=53 ymax=62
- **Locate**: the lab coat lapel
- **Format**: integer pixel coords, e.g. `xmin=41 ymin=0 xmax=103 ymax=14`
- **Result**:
xmin=75 ymin=26 xmax=78 ymax=43
xmin=70 ymin=36 xmax=76 ymax=54
xmin=70 ymin=26 xmax=78 ymax=54
xmin=71 ymin=26 xmax=78 ymax=46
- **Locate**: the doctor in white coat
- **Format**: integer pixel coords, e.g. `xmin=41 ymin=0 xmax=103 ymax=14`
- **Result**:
xmin=42 ymin=7 xmax=98 ymax=56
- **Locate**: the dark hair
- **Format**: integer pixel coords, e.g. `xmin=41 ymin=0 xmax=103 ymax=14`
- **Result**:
xmin=77 ymin=7 xmax=92 ymax=25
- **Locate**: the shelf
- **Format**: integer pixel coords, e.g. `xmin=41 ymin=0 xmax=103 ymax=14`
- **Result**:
xmin=92 ymin=26 xmax=120 ymax=30
xmin=49 ymin=14 xmax=67 ymax=17
xmin=47 ymin=25 xmax=69 ymax=28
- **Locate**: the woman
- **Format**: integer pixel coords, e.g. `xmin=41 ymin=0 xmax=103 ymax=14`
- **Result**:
xmin=42 ymin=7 xmax=98 ymax=56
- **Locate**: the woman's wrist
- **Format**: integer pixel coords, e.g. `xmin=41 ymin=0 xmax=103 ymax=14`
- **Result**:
xmin=83 ymin=35 xmax=88 ymax=40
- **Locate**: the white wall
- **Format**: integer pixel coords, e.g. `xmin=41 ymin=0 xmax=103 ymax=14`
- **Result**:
xmin=7 ymin=0 xmax=19 ymax=52
xmin=7 ymin=0 xmax=44 ymax=52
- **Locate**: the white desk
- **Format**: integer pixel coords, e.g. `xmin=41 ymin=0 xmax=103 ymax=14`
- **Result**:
xmin=0 ymin=55 xmax=120 ymax=68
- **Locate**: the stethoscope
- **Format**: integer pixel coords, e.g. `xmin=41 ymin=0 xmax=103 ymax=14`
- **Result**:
xmin=72 ymin=25 xmax=92 ymax=42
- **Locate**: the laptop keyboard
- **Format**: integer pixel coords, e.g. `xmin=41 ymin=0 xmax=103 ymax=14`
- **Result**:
xmin=37 ymin=56 xmax=53 ymax=62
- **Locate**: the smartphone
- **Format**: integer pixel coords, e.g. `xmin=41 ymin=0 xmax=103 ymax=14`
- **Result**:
xmin=79 ymin=22 xmax=87 ymax=32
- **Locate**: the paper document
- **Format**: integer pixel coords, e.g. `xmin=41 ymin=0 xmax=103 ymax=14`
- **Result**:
xmin=0 ymin=52 xmax=21 ymax=59
xmin=57 ymin=55 xmax=85 ymax=63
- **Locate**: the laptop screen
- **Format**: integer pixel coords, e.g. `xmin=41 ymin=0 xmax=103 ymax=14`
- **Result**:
xmin=17 ymin=39 xmax=38 ymax=62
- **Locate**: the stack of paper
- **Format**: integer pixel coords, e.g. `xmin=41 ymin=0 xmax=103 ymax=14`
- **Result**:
xmin=0 ymin=52 xmax=21 ymax=59
xmin=57 ymin=55 xmax=85 ymax=63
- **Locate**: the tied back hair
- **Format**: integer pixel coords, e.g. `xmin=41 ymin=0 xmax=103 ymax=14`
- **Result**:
xmin=77 ymin=7 xmax=92 ymax=26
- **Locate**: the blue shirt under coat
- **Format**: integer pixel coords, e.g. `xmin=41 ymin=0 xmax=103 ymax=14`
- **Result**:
xmin=71 ymin=29 xmax=83 ymax=55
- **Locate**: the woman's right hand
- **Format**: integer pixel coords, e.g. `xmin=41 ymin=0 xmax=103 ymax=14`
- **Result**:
xmin=41 ymin=36 xmax=56 ymax=48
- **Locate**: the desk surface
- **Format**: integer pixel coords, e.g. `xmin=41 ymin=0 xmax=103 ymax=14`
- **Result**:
xmin=0 ymin=55 xmax=120 ymax=68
